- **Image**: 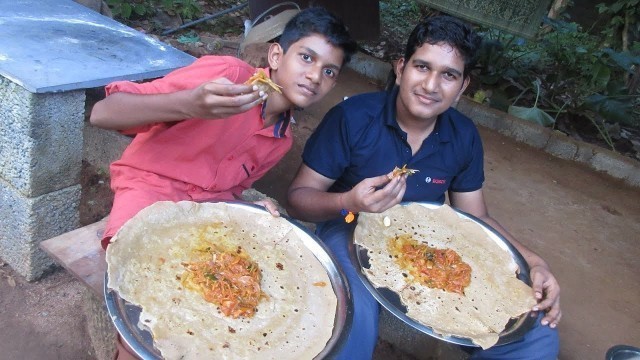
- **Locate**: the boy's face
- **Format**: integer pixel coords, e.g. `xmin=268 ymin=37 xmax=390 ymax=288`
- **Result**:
xmin=395 ymin=42 xmax=470 ymax=124
xmin=269 ymin=34 xmax=345 ymax=108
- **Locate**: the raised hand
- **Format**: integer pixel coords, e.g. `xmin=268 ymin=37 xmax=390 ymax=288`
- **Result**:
xmin=343 ymin=171 xmax=407 ymax=214
xmin=188 ymin=78 xmax=267 ymax=119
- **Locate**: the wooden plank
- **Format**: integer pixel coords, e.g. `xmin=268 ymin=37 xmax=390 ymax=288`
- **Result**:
xmin=40 ymin=218 xmax=108 ymax=297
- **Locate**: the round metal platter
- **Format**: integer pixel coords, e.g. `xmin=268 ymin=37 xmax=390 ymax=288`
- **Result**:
xmin=104 ymin=201 xmax=353 ymax=360
xmin=348 ymin=202 xmax=537 ymax=347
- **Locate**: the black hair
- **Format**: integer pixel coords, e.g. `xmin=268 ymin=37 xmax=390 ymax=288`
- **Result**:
xmin=403 ymin=15 xmax=481 ymax=78
xmin=278 ymin=7 xmax=358 ymax=65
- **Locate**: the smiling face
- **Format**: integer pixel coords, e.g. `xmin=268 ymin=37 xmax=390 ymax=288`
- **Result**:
xmin=268 ymin=33 xmax=345 ymax=109
xmin=395 ymin=42 xmax=470 ymax=127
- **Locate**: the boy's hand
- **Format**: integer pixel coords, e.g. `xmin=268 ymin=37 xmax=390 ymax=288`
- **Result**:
xmin=344 ymin=172 xmax=406 ymax=214
xmin=253 ymin=199 xmax=281 ymax=217
xmin=189 ymin=78 xmax=267 ymax=119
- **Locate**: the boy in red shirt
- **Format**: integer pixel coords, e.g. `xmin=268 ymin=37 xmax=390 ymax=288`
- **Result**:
xmin=90 ymin=7 xmax=357 ymax=249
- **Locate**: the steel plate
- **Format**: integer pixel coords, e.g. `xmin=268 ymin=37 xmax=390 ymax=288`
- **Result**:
xmin=105 ymin=201 xmax=352 ymax=359
xmin=348 ymin=202 xmax=537 ymax=347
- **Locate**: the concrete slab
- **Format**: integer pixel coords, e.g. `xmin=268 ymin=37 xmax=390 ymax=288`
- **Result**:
xmin=0 ymin=0 xmax=194 ymax=93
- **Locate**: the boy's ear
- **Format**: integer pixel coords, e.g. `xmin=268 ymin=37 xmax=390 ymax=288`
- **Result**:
xmin=394 ymin=58 xmax=406 ymax=86
xmin=267 ymin=43 xmax=284 ymax=70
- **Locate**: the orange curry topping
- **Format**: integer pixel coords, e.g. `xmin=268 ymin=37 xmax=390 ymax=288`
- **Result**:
xmin=389 ymin=234 xmax=472 ymax=294
xmin=181 ymin=245 xmax=266 ymax=318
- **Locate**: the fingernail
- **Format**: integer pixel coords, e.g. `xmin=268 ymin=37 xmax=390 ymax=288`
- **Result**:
xmin=253 ymin=85 xmax=259 ymax=91
xmin=532 ymin=306 xmax=539 ymax=311
xmin=541 ymin=320 xmax=548 ymax=326
xmin=259 ymin=90 xmax=265 ymax=97
xmin=550 ymin=323 xmax=556 ymax=328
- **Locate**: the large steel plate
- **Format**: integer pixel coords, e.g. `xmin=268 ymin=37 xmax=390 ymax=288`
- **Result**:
xmin=349 ymin=202 xmax=536 ymax=347
xmin=105 ymin=201 xmax=352 ymax=359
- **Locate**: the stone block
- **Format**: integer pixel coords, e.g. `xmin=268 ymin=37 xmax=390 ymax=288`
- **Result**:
xmin=545 ymin=132 xmax=578 ymax=160
xmin=589 ymin=150 xmax=635 ymax=181
xmin=0 ymin=77 xmax=84 ymax=197
xmin=574 ymin=142 xmax=596 ymax=164
xmin=0 ymin=182 xmax=81 ymax=280
xmin=624 ymin=167 xmax=640 ymax=188
xmin=83 ymin=124 xmax=132 ymax=172
xmin=458 ymin=97 xmax=514 ymax=135
xmin=347 ymin=52 xmax=393 ymax=87
xmin=507 ymin=118 xmax=551 ymax=149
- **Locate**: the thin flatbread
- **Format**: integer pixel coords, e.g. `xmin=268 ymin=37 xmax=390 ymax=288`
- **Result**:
xmin=354 ymin=203 xmax=535 ymax=349
xmin=106 ymin=201 xmax=336 ymax=359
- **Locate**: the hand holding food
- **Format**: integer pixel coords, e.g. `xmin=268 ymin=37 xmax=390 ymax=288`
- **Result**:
xmin=244 ymin=69 xmax=282 ymax=94
xmin=189 ymin=78 xmax=265 ymax=119
xmin=389 ymin=164 xmax=419 ymax=179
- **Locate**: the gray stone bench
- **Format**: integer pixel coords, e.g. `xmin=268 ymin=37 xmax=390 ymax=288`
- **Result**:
xmin=0 ymin=0 xmax=194 ymax=280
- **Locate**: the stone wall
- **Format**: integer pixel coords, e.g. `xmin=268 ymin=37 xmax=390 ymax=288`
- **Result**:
xmin=0 ymin=76 xmax=85 ymax=280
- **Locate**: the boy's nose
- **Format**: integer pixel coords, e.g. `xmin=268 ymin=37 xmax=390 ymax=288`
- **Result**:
xmin=421 ymin=73 xmax=438 ymax=92
xmin=306 ymin=67 xmax=322 ymax=83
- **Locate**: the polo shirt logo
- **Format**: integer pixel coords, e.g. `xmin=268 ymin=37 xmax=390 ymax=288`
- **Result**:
xmin=425 ymin=176 xmax=446 ymax=184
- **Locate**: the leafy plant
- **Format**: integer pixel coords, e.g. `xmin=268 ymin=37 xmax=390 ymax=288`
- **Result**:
xmin=508 ymin=79 xmax=556 ymax=127
xmin=474 ymin=14 xmax=640 ymax=151
xmin=379 ymin=0 xmax=430 ymax=43
xmin=160 ymin=0 xmax=202 ymax=21
xmin=106 ymin=0 xmax=154 ymax=20
xmin=107 ymin=0 xmax=202 ymax=21
xmin=596 ymin=0 xmax=639 ymax=51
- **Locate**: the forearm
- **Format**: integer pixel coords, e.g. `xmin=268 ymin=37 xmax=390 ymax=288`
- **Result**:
xmin=478 ymin=215 xmax=549 ymax=270
xmin=286 ymin=187 xmax=345 ymax=222
xmin=89 ymin=91 xmax=194 ymax=130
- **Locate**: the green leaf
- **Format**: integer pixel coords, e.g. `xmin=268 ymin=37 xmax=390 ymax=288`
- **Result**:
xmin=591 ymin=63 xmax=611 ymax=89
xmin=121 ymin=3 xmax=132 ymax=19
xmin=133 ymin=4 xmax=147 ymax=16
xmin=508 ymin=105 xmax=556 ymax=127
xmin=584 ymin=94 xmax=635 ymax=125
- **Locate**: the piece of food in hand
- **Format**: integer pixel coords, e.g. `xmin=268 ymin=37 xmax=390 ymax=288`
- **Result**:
xmin=390 ymin=164 xmax=419 ymax=179
xmin=244 ymin=69 xmax=282 ymax=94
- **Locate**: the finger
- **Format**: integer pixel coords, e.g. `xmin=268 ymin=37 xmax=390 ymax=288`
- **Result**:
xmin=530 ymin=271 xmax=545 ymax=300
xmin=204 ymin=81 xmax=257 ymax=97
xmin=540 ymin=303 xmax=562 ymax=327
xmin=253 ymin=200 xmax=280 ymax=217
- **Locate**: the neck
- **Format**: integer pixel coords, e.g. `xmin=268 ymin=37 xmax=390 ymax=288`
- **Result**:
xmin=262 ymin=92 xmax=292 ymax=128
xmin=396 ymin=103 xmax=438 ymax=155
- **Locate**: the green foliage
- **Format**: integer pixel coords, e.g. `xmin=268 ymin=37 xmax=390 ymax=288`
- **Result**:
xmin=508 ymin=79 xmax=556 ymax=127
xmin=106 ymin=0 xmax=154 ymax=20
xmin=474 ymin=14 xmax=640 ymax=150
xmin=596 ymin=0 xmax=639 ymax=49
xmin=107 ymin=0 xmax=202 ymax=21
xmin=160 ymin=0 xmax=202 ymax=21
xmin=379 ymin=0 xmax=428 ymax=44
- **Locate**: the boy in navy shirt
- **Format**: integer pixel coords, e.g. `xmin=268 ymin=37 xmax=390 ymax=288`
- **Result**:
xmin=287 ymin=15 xmax=561 ymax=359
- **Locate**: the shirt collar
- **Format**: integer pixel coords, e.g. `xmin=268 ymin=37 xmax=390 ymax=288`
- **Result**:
xmin=260 ymin=99 xmax=291 ymax=138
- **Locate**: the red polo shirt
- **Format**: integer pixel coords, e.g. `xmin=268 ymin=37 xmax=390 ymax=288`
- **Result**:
xmin=102 ymin=56 xmax=292 ymax=246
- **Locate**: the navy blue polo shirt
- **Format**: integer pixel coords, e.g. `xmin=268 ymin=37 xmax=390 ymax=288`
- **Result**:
xmin=302 ymin=87 xmax=485 ymax=204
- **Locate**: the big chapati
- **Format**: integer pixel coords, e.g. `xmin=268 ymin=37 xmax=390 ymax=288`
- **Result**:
xmin=354 ymin=203 xmax=536 ymax=349
xmin=106 ymin=201 xmax=337 ymax=359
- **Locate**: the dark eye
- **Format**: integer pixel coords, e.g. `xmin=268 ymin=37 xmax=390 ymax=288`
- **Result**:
xmin=443 ymin=72 xmax=457 ymax=80
xmin=416 ymin=64 xmax=428 ymax=72
xmin=323 ymin=68 xmax=336 ymax=78
xmin=301 ymin=54 xmax=312 ymax=62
